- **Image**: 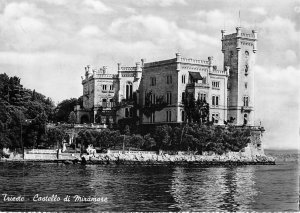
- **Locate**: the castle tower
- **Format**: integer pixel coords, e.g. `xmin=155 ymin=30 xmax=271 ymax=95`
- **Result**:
xmin=222 ymin=27 xmax=257 ymax=125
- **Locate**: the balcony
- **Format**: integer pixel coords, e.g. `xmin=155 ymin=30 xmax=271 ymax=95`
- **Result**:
xmin=186 ymin=82 xmax=210 ymax=89
xmin=241 ymin=106 xmax=253 ymax=112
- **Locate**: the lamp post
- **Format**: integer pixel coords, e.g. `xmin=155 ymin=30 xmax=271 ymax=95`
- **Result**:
xmin=122 ymin=134 xmax=125 ymax=154
xmin=20 ymin=118 xmax=31 ymax=159
xmin=20 ymin=119 xmax=23 ymax=159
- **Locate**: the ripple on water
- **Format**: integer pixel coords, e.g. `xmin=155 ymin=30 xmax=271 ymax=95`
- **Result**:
xmin=0 ymin=162 xmax=298 ymax=211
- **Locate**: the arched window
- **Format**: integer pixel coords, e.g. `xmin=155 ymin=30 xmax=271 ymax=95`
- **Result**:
xmin=126 ymin=82 xmax=133 ymax=100
xmin=245 ymin=50 xmax=249 ymax=57
xmin=110 ymin=98 xmax=114 ymax=107
xmin=102 ymin=99 xmax=107 ymax=107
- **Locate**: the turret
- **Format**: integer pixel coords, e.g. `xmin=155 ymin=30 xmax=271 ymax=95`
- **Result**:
xmin=208 ymin=56 xmax=214 ymax=72
xmin=222 ymin=27 xmax=257 ymax=126
xmin=135 ymin=62 xmax=142 ymax=79
xmin=176 ymin=53 xmax=181 ymax=71
xmin=117 ymin=63 xmax=121 ymax=79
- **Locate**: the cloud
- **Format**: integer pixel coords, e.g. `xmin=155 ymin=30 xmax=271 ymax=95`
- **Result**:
xmin=40 ymin=0 xmax=69 ymax=6
xmin=255 ymin=65 xmax=300 ymax=149
xmin=0 ymin=51 xmax=88 ymax=102
xmin=109 ymin=15 xmax=218 ymax=51
xmin=130 ymin=0 xmax=187 ymax=7
xmin=250 ymin=7 xmax=267 ymax=15
xmin=0 ymin=2 xmax=57 ymax=52
xmin=83 ymin=0 xmax=113 ymax=14
xmin=78 ymin=25 xmax=103 ymax=38
xmin=2 ymin=2 xmax=45 ymax=19
xmin=257 ymin=15 xmax=299 ymax=68
xmin=190 ymin=9 xmax=239 ymax=35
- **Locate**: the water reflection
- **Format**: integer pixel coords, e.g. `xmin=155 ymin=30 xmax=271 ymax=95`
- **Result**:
xmin=170 ymin=166 xmax=257 ymax=211
xmin=85 ymin=165 xmax=180 ymax=211
xmin=0 ymin=162 xmax=297 ymax=211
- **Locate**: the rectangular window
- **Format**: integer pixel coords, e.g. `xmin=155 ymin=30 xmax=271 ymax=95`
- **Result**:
xmin=110 ymin=99 xmax=114 ymax=107
xmin=182 ymin=92 xmax=185 ymax=102
xmin=181 ymin=111 xmax=185 ymax=122
xmin=109 ymin=85 xmax=114 ymax=91
xmin=212 ymin=81 xmax=220 ymax=89
xmin=166 ymin=92 xmax=172 ymax=105
xmin=150 ymin=112 xmax=155 ymax=123
xmin=166 ymin=110 xmax=172 ymax=122
xmin=182 ymin=75 xmax=186 ymax=84
xmin=199 ymin=93 xmax=206 ymax=102
xmin=102 ymin=99 xmax=107 ymax=107
xmin=102 ymin=85 xmax=107 ymax=91
xmin=150 ymin=77 xmax=156 ymax=86
xmin=126 ymin=84 xmax=133 ymax=99
xmin=149 ymin=93 xmax=156 ymax=104
xmin=167 ymin=75 xmax=172 ymax=84
xmin=212 ymin=95 xmax=219 ymax=106
xmin=243 ymin=96 xmax=249 ymax=107
xmin=125 ymin=108 xmax=133 ymax=118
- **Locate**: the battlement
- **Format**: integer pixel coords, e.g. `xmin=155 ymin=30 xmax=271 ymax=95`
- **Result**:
xmin=222 ymin=27 xmax=257 ymax=41
xmin=241 ymin=32 xmax=255 ymax=38
xmin=144 ymin=53 xmax=212 ymax=68
xmin=94 ymin=74 xmax=117 ymax=78
xmin=179 ymin=57 xmax=210 ymax=65
xmin=118 ymin=62 xmax=142 ymax=72
xmin=120 ymin=66 xmax=137 ymax=71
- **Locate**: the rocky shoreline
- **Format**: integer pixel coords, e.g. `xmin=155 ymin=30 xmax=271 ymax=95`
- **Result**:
xmin=1 ymin=152 xmax=276 ymax=166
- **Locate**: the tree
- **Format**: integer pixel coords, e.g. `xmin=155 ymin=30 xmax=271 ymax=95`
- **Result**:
xmin=142 ymin=134 xmax=156 ymax=150
xmin=0 ymin=73 xmax=54 ymax=149
xmin=128 ymin=134 xmax=144 ymax=150
xmin=183 ymin=93 xmax=209 ymax=124
xmin=46 ymin=127 xmax=65 ymax=148
xmin=152 ymin=125 xmax=172 ymax=150
xmin=68 ymin=111 xmax=77 ymax=124
xmin=124 ymin=125 xmax=130 ymax=135
xmin=54 ymin=98 xmax=78 ymax=122
xmin=141 ymin=90 xmax=168 ymax=118
xmin=94 ymin=107 xmax=103 ymax=124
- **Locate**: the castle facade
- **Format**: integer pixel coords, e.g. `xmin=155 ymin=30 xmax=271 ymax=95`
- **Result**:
xmin=75 ymin=27 xmax=258 ymax=127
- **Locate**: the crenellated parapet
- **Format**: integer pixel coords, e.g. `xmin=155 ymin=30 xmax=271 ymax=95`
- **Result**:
xmin=120 ymin=66 xmax=137 ymax=71
xmin=117 ymin=61 xmax=143 ymax=80
xmin=179 ymin=57 xmax=210 ymax=65
xmin=221 ymin=27 xmax=258 ymax=53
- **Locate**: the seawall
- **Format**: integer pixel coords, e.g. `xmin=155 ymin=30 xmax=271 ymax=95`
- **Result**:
xmin=1 ymin=152 xmax=276 ymax=165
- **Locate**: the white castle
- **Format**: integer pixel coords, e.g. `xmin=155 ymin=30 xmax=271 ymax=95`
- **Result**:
xmin=75 ymin=27 xmax=258 ymax=128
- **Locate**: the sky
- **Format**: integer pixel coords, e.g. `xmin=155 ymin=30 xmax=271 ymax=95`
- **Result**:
xmin=0 ymin=0 xmax=299 ymax=150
